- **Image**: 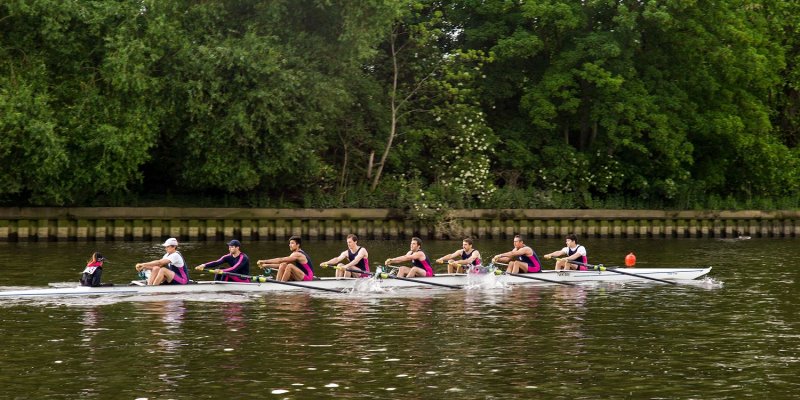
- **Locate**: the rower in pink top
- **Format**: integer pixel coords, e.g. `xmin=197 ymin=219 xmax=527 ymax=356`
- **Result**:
xmin=256 ymin=235 xmax=314 ymax=282
xmin=319 ymin=234 xmax=370 ymax=278
xmin=492 ymin=234 xmax=543 ymax=274
xmin=435 ymin=238 xmax=482 ymax=274
xmin=385 ymin=237 xmax=434 ymax=278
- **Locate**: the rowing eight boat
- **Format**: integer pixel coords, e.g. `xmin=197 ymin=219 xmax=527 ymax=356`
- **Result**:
xmin=0 ymin=267 xmax=712 ymax=297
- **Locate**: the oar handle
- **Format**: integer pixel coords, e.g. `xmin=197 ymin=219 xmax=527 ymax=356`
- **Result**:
xmin=340 ymin=265 xmax=461 ymax=290
xmin=204 ymin=269 xmax=272 ymax=282
xmin=488 ymin=262 xmax=575 ymax=286
xmin=335 ymin=265 xmax=375 ymax=276
xmin=205 ymin=269 xmax=344 ymax=293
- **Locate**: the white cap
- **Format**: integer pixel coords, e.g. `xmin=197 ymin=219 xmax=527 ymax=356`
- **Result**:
xmin=162 ymin=238 xmax=179 ymax=247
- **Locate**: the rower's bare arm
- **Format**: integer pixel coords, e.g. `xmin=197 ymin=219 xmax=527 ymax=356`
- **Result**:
xmin=496 ymin=249 xmax=517 ymax=260
xmin=290 ymin=251 xmax=307 ymax=265
xmin=440 ymin=250 xmax=463 ymax=263
xmin=544 ymin=250 xmax=563 ymax=259
xmin=492 ymin=252 xmax=507 ymax=262
xmin=258 ymin=253 xmax=299 ymax=265
xmin=386 ymin=251 xmax=414 ymax=265
xmin=321 ymin=251 xmax=348 ymax=267
xmin=135 ymin=258 xmax=170 ymax=271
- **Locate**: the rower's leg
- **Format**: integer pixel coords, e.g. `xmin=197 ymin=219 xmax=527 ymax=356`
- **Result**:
xmin=447 ymin=264 xmax=455 ymax=274
xmin=161 ymin=268 xmax=176 ymax=283
xmin=397 ymin=266 xmax=411 ymax=277
xmin=147 ymin=266 xmax=161 ymax=285
xmin=505 ymin=262 xmax=515 ymax=274
xmin=507 ymin=261 xmax=526 ymax=274
xmin=288 ymin=265 xmax=306 ymax=281
xmin=276 ymin=263 xmax=305 ymax=281
xmin=517 ymin=262 xmax=529 ymax=273
xmin=281 ymin=263 xmax=292 ymax=280
xmin=276 ymin=263 xmax=288 ymax=281
xmin=149 ymin=267 xmax=167 ymax=285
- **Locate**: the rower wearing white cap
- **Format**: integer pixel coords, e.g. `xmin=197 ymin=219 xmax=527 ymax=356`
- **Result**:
xmin=195 ymin=239 xmax=251 ymax=282
xmin=135 ymin=237 xmax=190 ymax=285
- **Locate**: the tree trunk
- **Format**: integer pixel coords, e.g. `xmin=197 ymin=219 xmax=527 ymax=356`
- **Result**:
xmin=371 ymin=28 xmax=400 ymax=191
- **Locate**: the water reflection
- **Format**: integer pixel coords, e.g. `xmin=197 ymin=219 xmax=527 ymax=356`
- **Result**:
xmin=77 ymin=307 xmax=106 ymax=397
xmin=551 ymin=285 xmax=588 ymax=344
xmin=221 ymin=302 xmax=247 ymax=333
xmin=130 ymin=300 xmax=189 ymax=394
xmin=137 ymin=301 xmax=186 ymax=353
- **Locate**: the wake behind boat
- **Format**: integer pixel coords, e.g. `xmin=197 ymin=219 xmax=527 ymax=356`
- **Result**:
xmin=0 ymin=267 xmax=712 ymax=298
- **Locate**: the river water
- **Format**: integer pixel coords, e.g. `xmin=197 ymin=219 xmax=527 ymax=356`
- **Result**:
xmin=0 ymin=238 xmax=797 ymax=399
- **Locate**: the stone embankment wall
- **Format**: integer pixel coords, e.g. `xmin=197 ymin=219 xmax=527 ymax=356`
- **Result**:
xmin=0 ymin=208 xmax=797 ymax=241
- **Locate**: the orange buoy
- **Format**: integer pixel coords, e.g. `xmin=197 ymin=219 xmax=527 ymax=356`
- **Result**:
xmin=624 ymin=252 xmax=636 ymax=267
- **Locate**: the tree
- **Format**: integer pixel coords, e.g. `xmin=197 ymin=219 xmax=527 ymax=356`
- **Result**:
xmin=453 ymin=0 xmax=797 ymax=202
xmin=366 ymin=1 xmax=496 ymax=203
xmin=0 ymin=0 xmax=161 ymax=205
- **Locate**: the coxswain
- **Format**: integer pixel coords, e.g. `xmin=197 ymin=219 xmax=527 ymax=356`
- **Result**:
xmin=80 ymin=252 xmax=110 ymax=287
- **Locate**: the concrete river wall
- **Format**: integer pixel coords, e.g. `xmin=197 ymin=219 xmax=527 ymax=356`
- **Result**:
xmin=0 ymin=208 xmax=797 ymax=241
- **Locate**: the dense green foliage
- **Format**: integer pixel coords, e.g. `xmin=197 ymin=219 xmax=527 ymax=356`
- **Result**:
xmin=1 ymin=0 xmax=798 ymax=210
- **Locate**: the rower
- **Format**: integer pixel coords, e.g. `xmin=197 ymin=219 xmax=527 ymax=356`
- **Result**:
xmin=385 ymin=237 xmax=434 ymax=278
xmin=195 ymin=239 xmax=251 ymax=281
xmin=135 ymin=238 xmax=190 ymax=285
xmin=543 ymin=234 xmax=588 ymax=270
xmin=80 ymin=252 xmax=110 ymax=287
xmin=492 ymin=234 xmax=543 ymax=274
xmin=256 ymin=235 xmax=315 ymax=282
xmin=320 ymin=234 xmax=370 ymax=278
xmin=435 ymin=238 xmax=482 ymax=274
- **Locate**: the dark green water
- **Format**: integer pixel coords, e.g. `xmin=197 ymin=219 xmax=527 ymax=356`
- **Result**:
xmin=0 ymin=238 xmax=797 ymax=399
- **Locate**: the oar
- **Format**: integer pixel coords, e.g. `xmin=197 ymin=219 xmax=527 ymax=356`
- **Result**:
xmin=201 ymin=268 xmax=272 ymax=282
xmin=566 ymin=260 xmax=677 ymax=285
xmin=490 ymin=262 xmax=576 ymax=286
xmin=202 ymin=269 xmax=344 ymax=293
xmin=332 ymin=265 xmax=462 ymax=290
